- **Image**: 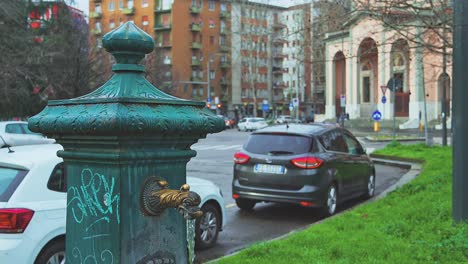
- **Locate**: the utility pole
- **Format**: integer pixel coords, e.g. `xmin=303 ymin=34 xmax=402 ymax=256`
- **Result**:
xmin=207 ymin=56 xmax=211 ymax=105
xmin=442 ymin=0 xmax=448 ymax=146
xmin=453 ymin=0 xmax=468 ymax=222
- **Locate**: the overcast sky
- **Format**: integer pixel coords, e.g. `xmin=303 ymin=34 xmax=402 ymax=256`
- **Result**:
xmin=72 ymin=0 xmax=311 ymax=16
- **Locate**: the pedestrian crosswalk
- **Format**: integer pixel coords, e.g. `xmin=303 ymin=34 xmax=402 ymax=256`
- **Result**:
xmin=192 ymin=144 xmax=243 ymax=151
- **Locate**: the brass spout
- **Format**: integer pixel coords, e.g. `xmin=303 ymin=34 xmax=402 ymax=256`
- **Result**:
xmin=140 ymin=177 xmax=203 ymax=220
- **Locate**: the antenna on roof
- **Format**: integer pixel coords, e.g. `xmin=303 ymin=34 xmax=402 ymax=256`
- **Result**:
xmin=0 ymin=135 xmax=14 ymax=153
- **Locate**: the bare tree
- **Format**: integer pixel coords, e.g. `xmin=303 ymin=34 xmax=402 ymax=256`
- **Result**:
xmin=0 ymin=0 xmax=94 ymax=118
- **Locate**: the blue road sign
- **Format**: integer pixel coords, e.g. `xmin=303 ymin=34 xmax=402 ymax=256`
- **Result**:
xmin=372 ymin=110 xmax=382 ymax=121
xmin=207 ymin=97 xmax=212 ymax=103
xmin=262 ymin=104 xmax=269 ymax=112
xmin=381 ymin=95 xmax=387 ymax=104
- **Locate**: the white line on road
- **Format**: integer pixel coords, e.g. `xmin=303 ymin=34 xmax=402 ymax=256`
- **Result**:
xmin=218 ymin=145 xmax=242 ymax=150
xmin=225 ymin=203 xmax=236 ymax=209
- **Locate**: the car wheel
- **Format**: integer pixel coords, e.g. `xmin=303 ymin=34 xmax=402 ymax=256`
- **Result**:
xmin=235 ymin=198 xmax=256 ymax=210
xmin=34 ymin=238 xmax=65 ymax=264
xmin=365 ymin=174 xmax=376 ymax=198
xmin=322 ymin=184 xmax=337 ymax=216
xmin=195 ymin=203 xmax=221 ymax=250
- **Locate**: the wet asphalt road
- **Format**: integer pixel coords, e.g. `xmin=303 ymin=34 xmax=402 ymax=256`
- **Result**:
xmin=187 ymin=130 xmax=409 ymax=263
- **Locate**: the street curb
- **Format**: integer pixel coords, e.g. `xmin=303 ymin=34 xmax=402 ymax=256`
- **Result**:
xmin=205 ymin=158 xmax=422 ymax=264
xmin=364 ymin=136 xmax=425 ymax=143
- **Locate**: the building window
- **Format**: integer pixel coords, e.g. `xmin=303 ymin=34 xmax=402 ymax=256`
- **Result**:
xmin=220 ymin=3 xmax=227 ymax=12
xmin=110 ymin=19 xmax=115 ymax=29
xmin=119 ymin=0 xmax=123 ymax=10
xmin=209 ymin=19 xmax=215 ymax=28
xmin=127 ymin=0 xmax=134 ymax=8
xmin=142 ymin=0 xmax=149 ymax=8
xmin=95 ymin=21 xmax=101 ymax=31
xmin=209 ymin=0 xmax=215 ymax=11
xmin=210 ymin=70 xmax=215 ymax=80
xmin=96 ymin=38 xmax=102 ymax=48
xmin=142 ymin=15 xmax=149 ymax=26
xmin=95 ymin=3 xmax=102 ymax=13
xmin=109 ymin=0 xmax=115 ymax=11
xmin=210 ymin=36 xmax=215 ymax=45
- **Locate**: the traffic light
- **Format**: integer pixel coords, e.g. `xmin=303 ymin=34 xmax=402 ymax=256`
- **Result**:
xmin=217 ymin=103 xmax=222 ymax=108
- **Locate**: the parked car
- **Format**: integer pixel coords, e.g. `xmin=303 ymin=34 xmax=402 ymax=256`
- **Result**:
xmin=275 ymin=115 xmax=291 ymax=124
xmin=0 ymin=145 xmax=225 ymax=263
xmin=237 ymin=117 xmax=268 ymax=132
xmin=0 ymin=121 xmax=55 ymax=148
xmin=217 ymin=115 xmax=236 ymax=129
xmin=232 ymin=123 xmax=375 ymax=216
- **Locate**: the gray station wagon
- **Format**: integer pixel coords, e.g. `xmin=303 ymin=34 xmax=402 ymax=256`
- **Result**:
xmin=232 ymin=123 xmax=375 ymax=216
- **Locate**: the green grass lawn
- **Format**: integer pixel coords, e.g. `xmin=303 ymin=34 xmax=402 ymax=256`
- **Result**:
xmin=213 ymin=143 xmax=467 ymax=264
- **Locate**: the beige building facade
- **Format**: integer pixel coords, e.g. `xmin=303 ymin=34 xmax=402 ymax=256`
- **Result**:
xmin=324 ymin=12 xmax=452 ymax=128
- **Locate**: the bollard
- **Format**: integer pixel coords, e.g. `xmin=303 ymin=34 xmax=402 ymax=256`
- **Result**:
xmin=29 ymin=22 xmax=224 ymax=263
xmin=374 ymin=121 xmax=380 ymax=132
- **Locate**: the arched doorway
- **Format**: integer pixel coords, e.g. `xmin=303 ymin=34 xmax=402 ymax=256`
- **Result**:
xmin=438 ymin=73 xmax=451 ymax=117
xmin=333 ymin=51 xmax=346 ymax=118
xmin=391 ymin=39 xmax=410 ymax=117
xmin=358 ymin=38 xmax=378 ymax=117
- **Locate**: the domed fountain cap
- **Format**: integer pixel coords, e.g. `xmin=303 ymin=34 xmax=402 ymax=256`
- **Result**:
xmin=102 ymin=21 xmax=154 ymax=64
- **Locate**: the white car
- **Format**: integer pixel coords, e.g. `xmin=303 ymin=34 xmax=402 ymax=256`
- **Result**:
xmin=237 ymin=117 xmax=268 ymax=132
xmin=275 ymin=115 xmax=292 ymax=124
xmin=0 ymin=144 xmax=225 ymax=263
xmin=0 ymin=121 xmax=55 ymax=148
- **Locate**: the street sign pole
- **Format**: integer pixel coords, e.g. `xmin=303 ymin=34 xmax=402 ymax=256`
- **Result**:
xmin=453 ymin=0 xmax=468 ymax=222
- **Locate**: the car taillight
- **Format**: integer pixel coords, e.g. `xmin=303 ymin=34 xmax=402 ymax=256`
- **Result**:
xmin=291 ymin=156 xmax=323 ymax=169
xmin=0 ymin=208 xmax=34 ymax=233
xmin=234 ymin=152 xmax=251 ymax=164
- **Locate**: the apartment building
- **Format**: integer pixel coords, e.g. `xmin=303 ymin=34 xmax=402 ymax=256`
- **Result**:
xmin=281 ymin=4 xmax=312 ymax=118
xmin=89 ymin=0 xmax=231 ymax=113
xmin=230 ymin=1 xmax=287 ymax=118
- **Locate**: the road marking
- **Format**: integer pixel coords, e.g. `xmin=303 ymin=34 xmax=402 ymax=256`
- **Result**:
xmin=218 ymin=145 xmax=242 ymax=150
xmin=193 ymin=145 xmax=225 ymax=150
xmin=192 ymin=144 xmax=242 ymax=151
xmin=225 ymin=203 xmax=236 ymax=209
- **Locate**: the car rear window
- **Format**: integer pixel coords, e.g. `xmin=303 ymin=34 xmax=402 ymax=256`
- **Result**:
xmin=0 ymin=167 xmax=28 ymax=202
xmin=244 ymin=134 xmax=313 ymax=155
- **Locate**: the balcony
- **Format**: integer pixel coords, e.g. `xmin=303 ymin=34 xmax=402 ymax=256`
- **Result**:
xmin=273 ymin=52 xmax=286 ymax=59
xmin=220 ymin=28 xmax=230 ymax=35
xmin=220 ymin=78 xmax=231 ymax=86
xmin=272 ymin=22 xmax=287 ymax=30
xmin=219 ymin=11 xmax=229 ymax=19
xmin=272 ymin=67 xmax=287 ymax=75
xmin=89 ymin=11 xmax=102 ymax=19
xmin=273 ymin=37 xmax=287 ymax=45
xmin=273 ymin=81 xmax=287 ymax=89
xmin=190 ymin=6 xmax=201 ymax=14
xmin=219 ymin=45 xmax=230 ymax=52
xmin=155 ymin=42 xmax=172 ymax=48
xmin=220 ymin=61 xmax=231 ymax=68
xmin=190 ymin=23 xmax=202 ymax=31
xmin=90 ymin=28 xmax=102 ymax=35
xmin=155 ymin=7 xmax=171 ymax=13
xmin=122 ymin=7 xmax=135 ymax=16
xmin=191 ymin=58 xmax=201 ymax=66
xmin=159 ymin=81 xmax=172 ymax=91
xmin=191 ymin=76 xmax=203 ymax=82
xmin=154 ymin=23 xmax=172 ymax=31
xmin=191 ymin=42 xmax=202 ymax=49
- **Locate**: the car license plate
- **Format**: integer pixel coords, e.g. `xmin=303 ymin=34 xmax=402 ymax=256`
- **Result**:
xmin=254 ymin=164 xmax=285 ymax=174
